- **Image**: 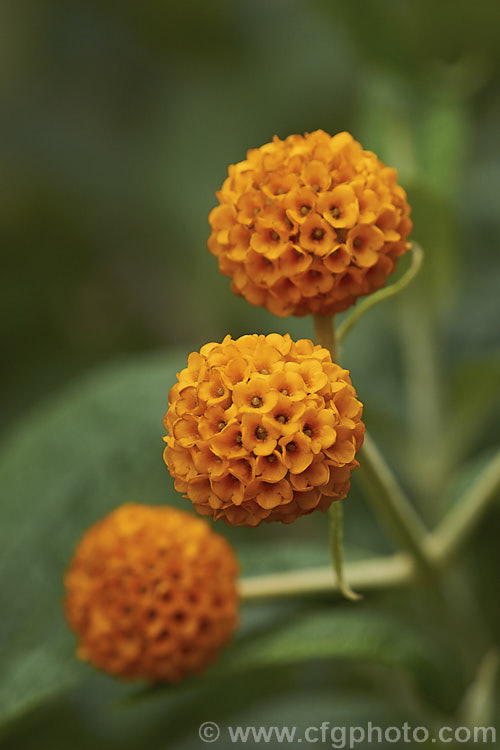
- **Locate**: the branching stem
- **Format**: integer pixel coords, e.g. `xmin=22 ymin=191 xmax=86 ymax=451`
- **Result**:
xmin=239 ymin=553 xmax=414 ymax=601
xmin=239 ymin=449 xmax=500 ymax=600
xmin=357 ymin=433 xmax=435 ymax=582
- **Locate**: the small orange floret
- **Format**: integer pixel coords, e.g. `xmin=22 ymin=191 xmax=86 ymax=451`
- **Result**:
xmin=164 ymin=333 xmax=365 ymax=527
xmin=64 ymin=504 xmax=239 ymax=682
xmin=208 ymin=130 xmax=412 ymax=317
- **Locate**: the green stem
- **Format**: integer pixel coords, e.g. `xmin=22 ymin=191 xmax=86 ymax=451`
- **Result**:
xmin=431 ymin=449 xmax=500 ymax=565
xmin=238 ymin=552 xmax=415 ymax=601
xmin=337 ymin=243 xmax=423 ymax=344
xmin=239 ymin=451 xmax=500 ymax=601
xmin=313 ymin=313 xmax=436 ymax=587
xmin=313 ymin=314 xmax=338 ymax=361
xmin=313 ymin=314 xmax=355 ymax=598
xmin=459 ymin=648 xmax=500 ymax=728
xmin=397 ymin=286 xmax=445 ymax=518
xmin=329 ymin=501 xmax=361 ymax=601
xmin=358 ymin=433 xmax=435 ymax=581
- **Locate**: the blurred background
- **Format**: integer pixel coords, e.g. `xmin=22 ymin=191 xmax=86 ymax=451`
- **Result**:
xmin=1 ymin=1 xmax=500 ymax=748
xmin=3 ymin=0 xmax=500 ymax=428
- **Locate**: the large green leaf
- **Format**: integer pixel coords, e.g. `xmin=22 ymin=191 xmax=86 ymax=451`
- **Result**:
xmin=446 ymin=356 xmax=500 ymax=463
xmin=132 ymin=604 xmax=463 ymax=714
xmin=1 ymin=664 xmax=439 ymax=750
xmin=0 ymin=351 xmax=464 ymax=734
xmin=2 ymin=603 xmax=461 ymax=750
xmin=0 ymin=351 xmax=185 ymax=726
xmin=0 ymin=351 xmax=353 ymax=727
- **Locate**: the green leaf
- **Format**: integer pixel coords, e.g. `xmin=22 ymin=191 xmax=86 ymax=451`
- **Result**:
xmin=0 ymin=348 xmax=346 ymax=728
xmin=2 ymin=662 xmax=441 ymax=750
xmin=0 ymin=351 xmax=186 ymax=726
xmin=0 ymin=350 xmax=465 ymax=732
xmin=446 ymin=355 xmax=500 ymax=464
xmin=131 ymin=605 xmax=463 ymax=715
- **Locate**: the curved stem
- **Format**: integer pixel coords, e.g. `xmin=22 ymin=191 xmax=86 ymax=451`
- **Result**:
xmin=358 ymin=433 xmax=435 ymax=581
xmin=337 ymin=243 xmax=423 ymax=344
xmin=329 ymin=501 xmax=361 ymax=601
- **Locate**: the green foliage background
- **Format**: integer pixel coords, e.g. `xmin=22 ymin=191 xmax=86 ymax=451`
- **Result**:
xmin=1 ymin=1 xmax=500 ymax=747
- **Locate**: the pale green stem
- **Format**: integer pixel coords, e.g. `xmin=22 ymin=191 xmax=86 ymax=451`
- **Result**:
xmin=239 ymin=451 xmax=500 ymax=600
xmin=430 ymin=449 xmax=500 ymax=565
xmin=238 ymin=552 xmax=415 ymax=601
xmin=329 ymin=501 xmax=361 ymax=601
xmin=313 ymin=312 xmax=435 ymax=588
xmin=358 ymin=433 xmax=435 ymax=581
xmin=337 ymin=244 xmax=423 ymax=344
xmin=313 ymin=314 xmax=355 ymax=599
xmin=459 ymin=648 xmax=500 ymax=728
xmin=397 ymin=288 xmax=446 ymax=517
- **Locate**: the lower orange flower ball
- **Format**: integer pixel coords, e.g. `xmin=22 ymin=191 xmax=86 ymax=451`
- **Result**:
xmin=64 ymin=503 xmax=239 ymax=682
xmin=164 ymin=333 xmax=365 ymax=527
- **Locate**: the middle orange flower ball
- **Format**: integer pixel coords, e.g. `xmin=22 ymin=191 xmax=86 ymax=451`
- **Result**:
xmin=163 ymin=334 xmax=365 ymax=527
xmin=208 ymin=130 xmax=412 ymax=317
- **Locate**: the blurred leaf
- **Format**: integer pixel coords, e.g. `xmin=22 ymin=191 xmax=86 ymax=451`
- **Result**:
xmin=0 ymin=348 xmax=345 ymax=727
xmin=0 ymin=350 xmax=185 ymax=726
xmin=1 ymin=660 xmax=439 ymax=750
xmin=446 ymin=355 xmax=500 ymax=463
xmin=132 ymin=606 xmax=463 ymax=714
xmin=0 ymin=348 xmax=466 ymax=732
xmin=141 ymin=666 xmax=441 ymax=750
xmin=459 ymin=648 xmax=499 ymax=728
xmin=320 ymin=0 xmax=500 ymax=81
xmin=440 ymin=448 xmax=500 ymax=517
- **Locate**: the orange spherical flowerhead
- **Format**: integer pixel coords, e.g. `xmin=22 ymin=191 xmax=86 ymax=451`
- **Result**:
xmin=164 ymin=333 xmax=365 ymax=527
xmin=208 ymin=130 xmax=412 ymax=317
xmin=64 ymin=503 xmax=239 ymax=683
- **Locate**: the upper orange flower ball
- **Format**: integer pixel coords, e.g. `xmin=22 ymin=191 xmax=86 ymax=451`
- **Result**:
xmin=208 ymin=130 xmax=412 ymax=317
xmin=164 ymin=333 xmax=365 ymax=527
xmin=64 ymin=503 xmax=239 ymax=682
